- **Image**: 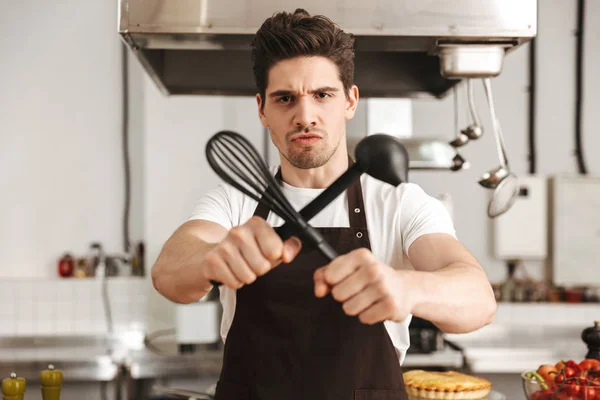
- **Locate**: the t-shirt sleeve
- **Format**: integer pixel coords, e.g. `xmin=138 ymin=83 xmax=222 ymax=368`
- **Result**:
xmin=399 ymin=183 xmax=457 ymax=256
xmin=187 ymin=184 xmax=234 ymax=230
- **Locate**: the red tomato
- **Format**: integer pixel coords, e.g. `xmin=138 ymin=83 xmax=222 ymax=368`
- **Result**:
xmin=567 ymin=383 xmax=581 ymax=396
xmin=584 ymin=387 xmax=596 ymax=399
xmin=580 ymin=359 xmax=600 ymax=372
xmin=554 ymin=392 xmax=578 ymax=400
xmin=565 ymin=367 xmax=577 ymax=378
xmin=542 ymin=389 xmax=557 ymax=400
xmin=588 ymin=367 xmax=600 ymax=381
xmin=556 ymin=374 xmax=566 ymax=384
xmin=530 ymin=389 xmax=546 ymax=400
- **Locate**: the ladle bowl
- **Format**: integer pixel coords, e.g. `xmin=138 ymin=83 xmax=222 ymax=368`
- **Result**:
xmin=354 ymin=133 xmax=409 ymax=186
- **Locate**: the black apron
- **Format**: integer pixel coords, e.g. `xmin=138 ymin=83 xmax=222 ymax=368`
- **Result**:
xmin=214 ymin=167 xmax=408 ymax=400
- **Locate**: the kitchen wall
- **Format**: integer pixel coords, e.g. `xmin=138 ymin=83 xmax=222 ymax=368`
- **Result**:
xmin=411 ymin=0 xmax=600 ymax=283
xmin=0 ymin=0 xmax=145 ymax=277
xmin=1 ymin=0 xmax=600 ymax=335
xmin=0 ymin=0 xmax=149 ymax=340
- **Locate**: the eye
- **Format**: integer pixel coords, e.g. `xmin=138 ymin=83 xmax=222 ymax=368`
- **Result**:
xmin=276 ymin=95 xmax=292 ymax=103
xmin=316 ymin=92 xmax=332 ymax=99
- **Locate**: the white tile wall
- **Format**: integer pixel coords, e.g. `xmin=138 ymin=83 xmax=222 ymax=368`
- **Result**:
xmin=1 ymin=277 xmax=597 ymax=338
xmin=0 ymin=277 xmax=148 ymax=337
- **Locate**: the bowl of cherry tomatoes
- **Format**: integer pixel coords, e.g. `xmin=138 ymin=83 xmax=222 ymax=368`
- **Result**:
xmin=523 ymin=358 xmax=600 ymax=399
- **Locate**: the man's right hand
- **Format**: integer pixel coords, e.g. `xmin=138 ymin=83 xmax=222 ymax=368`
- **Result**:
xmin=201 ymin=216 xmax=302 ymax=289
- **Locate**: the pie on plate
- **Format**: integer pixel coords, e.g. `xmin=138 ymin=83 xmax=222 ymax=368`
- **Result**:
xmin=403 ymin=369 xmax=492 ymax=400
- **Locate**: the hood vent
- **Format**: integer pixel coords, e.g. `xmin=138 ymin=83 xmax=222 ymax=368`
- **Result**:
xmin=118 ymin=0 xmax=536 ymax=98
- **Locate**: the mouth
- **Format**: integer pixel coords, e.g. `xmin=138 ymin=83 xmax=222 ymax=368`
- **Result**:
xmin=290 ymin=133 xmax=322 ymax=145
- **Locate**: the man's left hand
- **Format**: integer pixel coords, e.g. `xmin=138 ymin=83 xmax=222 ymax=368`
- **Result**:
xmin=313 ymin=248 xmax=416 ymax=325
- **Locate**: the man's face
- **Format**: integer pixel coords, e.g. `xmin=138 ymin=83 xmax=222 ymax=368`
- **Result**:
xmin=257 ymin=56 xmax=358 ymax=169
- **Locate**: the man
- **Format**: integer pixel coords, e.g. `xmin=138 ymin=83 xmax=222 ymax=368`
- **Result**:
xmin=152 ymin=8 xmax=496 ymax=400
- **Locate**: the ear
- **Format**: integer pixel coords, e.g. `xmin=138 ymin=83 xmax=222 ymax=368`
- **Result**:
xmin=256 ymin=93 xmax=269 ymax=128
xmin=344 ymin=85 xmax=359 ymax=120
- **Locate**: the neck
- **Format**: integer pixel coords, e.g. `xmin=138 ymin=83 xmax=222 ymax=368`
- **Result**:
xmin=279 ymin=139 xmax=349 ymax=188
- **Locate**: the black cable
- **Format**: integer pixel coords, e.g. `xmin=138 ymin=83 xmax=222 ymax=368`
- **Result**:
xmin=575 ymin=0 xmax=588 ymax=174
xmin=527 ymin=38 xmax=537 ymax=175
xmin=121 ymin=43 xmax=132 ymax=251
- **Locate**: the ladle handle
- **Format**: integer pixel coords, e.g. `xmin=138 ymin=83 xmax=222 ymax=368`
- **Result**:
xmin=482 ymin=78 xmax=509 ymax=169
xmin=276 ymin=163 xmax=364 ymax=240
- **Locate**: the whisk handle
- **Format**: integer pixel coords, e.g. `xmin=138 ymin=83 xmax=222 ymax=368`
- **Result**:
xmin=275 ymin=224 xmax=295 ymax=241
xmin=298 ymin=223 xmax=338 ymax=262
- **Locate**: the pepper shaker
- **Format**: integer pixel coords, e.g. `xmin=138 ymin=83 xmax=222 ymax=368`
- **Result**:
xmin=40 ymin=364 xmax=62 ymax=400
xmin=582 ymin=320 xmax=600 ymax=360
xmin=2 ymin=372 xmax=26 ymax=400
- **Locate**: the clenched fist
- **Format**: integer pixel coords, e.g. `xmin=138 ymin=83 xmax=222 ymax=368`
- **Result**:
xmin=313 ymin=248 xmax=415 ymax=325
xmin=201 ymin=216 xmax=302 ymax=289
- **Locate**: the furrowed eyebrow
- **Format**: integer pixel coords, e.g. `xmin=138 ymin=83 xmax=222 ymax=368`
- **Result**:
xmin=310 ymin=86 xmax=339 ymax=94
xmin=268 ymin=87 xmax=340 ymax=98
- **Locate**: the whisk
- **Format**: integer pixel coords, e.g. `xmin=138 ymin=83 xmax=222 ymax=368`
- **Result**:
xmin=205 ymin=130 xmax=338 ymax=286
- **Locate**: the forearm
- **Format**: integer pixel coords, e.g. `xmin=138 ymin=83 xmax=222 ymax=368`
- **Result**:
xmin=406 ymin=263 xmax=497 ymax=334
xmin=152 ymin=233 xmax=217 ymax=304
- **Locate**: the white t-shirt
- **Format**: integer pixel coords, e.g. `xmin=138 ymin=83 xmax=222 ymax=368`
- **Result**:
xmin=188 ymin=167 xmax=456 ymax=365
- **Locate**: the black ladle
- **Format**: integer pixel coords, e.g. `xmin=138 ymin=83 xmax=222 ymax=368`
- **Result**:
xmin=276 ymin=134 xmax=409 ymax=240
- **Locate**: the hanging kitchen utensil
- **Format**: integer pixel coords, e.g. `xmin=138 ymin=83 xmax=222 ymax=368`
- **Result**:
xmin=276 ymin=133 xmax=409 ymax=240
xmin=479 ymin=78 xmax=519 ymax=218
xmin=449 ymin=86 xmax=470 ymax=170
xmin=462 ymin=79 xmax=484 ymax=140
xmin=205 ymin=130 xmax=338 ymax=286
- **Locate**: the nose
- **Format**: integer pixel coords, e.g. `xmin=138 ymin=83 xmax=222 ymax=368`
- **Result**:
xmin=292 ymin=96 xmax=318 ymax=129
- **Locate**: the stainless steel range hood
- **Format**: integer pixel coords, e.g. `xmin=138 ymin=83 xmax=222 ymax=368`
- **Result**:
xmin=118 ymin=0 xmax=536 ymax=98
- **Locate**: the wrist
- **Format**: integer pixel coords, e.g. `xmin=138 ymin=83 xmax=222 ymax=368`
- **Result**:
xmin=175 ymin=265 xmax=213 ymax=303
xmin=396 ymin=269 xmax=426 ymax=316
xmin=175 ymin=244 xmax=218 ymax=302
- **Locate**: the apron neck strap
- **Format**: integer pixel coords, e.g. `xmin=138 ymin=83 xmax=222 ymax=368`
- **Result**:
xmin=253 ymin=158 xmax=368 ymax=229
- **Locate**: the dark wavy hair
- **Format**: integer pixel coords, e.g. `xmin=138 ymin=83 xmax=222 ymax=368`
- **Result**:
xmin=251 ymin=8 xmax=356 ymax=106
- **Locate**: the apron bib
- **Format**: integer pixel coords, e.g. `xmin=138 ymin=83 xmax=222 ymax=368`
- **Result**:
xmin=215 ymin=166 xmax=407 ymax=400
